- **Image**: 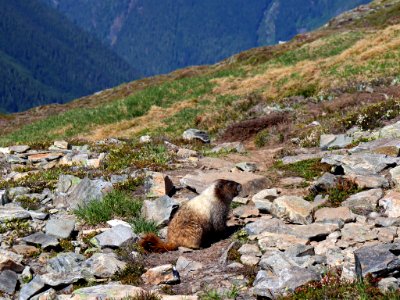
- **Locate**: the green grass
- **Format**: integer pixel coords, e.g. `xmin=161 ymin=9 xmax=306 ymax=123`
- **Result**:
xmin=199 ymin=286 xmax=239 ymax=300
xmin=275 ymin=159 xmax=330 ymax=181
xmin=130 ymin=216 xmax=158 ymax=235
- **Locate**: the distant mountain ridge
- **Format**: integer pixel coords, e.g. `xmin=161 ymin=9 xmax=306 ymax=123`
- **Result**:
xmin=0 ymin=0 xmax=137 ymax=113
xmin=42 ymin=0 xmax=371 ymax=76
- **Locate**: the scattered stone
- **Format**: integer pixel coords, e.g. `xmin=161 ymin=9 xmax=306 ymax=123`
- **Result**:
xmin=93 ymin=225 xmax=136 ymax=248
xmin=142 ymin=264 xmax=180 ymax=285
xmin=211 ymin=142 xmax=245 ymax=153
xmin=31 ymin=288 xmax=57 ymax=300
xmin=69 ymin=284 xmax=145 ymax=300
xmin=19 ymin=276 xmax=46 ymax=300
xmin=47 ymin=252 xmax=84 ymax=274
xmin=375 ymin=227 xmax=397 ymax=243
xmin=58 ymin=177 xmax=113 ymax=209
xmin=236 ymin=162 xmax=257 ymax=172
xmin=6 ymin=187 xmax=30 ymax=201
xmin=0 ymin=204 xmax=30 ymax=222
xmin=145 ymin=172 xmax=175 ymax=198
xmin=12 ymin=245 xmax=40 ymax=257
xmin=110 ymin=174 xmax=128 ymax=184
xmin=53 ymin=140 xmax=69 ymax=150
xmin=312 ymin=173 xmax=338 ymax=192
xmin=45 ymin=217 xmax=76 ymax=239
xmin=322 ymin=153 xmax=397 ymax=176
xmin=351 ymin=138 xmax=400 ymax=157
xmin=288 ymin=223 xmax=338 ymax=240
xmin=241 ymin=255 xmax=260 ymax=266
xmin=320 ymin=134 xmax=353 ymax=150
xmin=379 ymin=191 xmax=400 ymax=218
xmin=371 ymin=121 xmax=400 ymax=139
xmin=176 ymin=148 xmax=197 ymax=158
xmin=232 ymin=197 xmax=249 ymax=205
xmin=257 ymin=232 xmax=308 ymax=251
xmin=238 ymin=244 xmax=262 ymax=257
xmin=271 ymin=196 xmax=313 ymax=225
xmin=342 ymin=189 xmax=383 ymax=212
xmin=28 ymin=153 xmax=63 ymax=163
xmin=314 ymin=207 xmax=355 ymax=226
xmin=182 ymin=129 xmax=210 ymax=143
xmin=0 ymin=250 xmax=24 ymax=272
xmin=175 ymin=256 xmax=203 ymax=277
xmin=285 ymin=244 xmax=315 ymax=258
xmin=84 ymin=253 xmax=126 ymax=278
xmin=106 ymin=219 xmax=131 ymax=228
xmin=378 ymin=277 xmax=399 ymax=293
xmin=390 ymin=166 xmax=400 ymax=187
xmin=252 ymin=189 xmax=279 ymax=213
xmin=142 ymin=196 xmax=179 ymax=226
xmin=345 ymin=174 xmax=389 ymax=189
xmin=180 ymin=171 xmax=270 ymax=197
xmin=139 ymin=135 xmax=152 ymax=144
xmin=341 ymin=223 xmax=377 ymax=243
xmin=56 ymin=175 xmax=82 ymax=194
xmin=233 ymin=205 xmax=260 ymax=219
xmin=280 ymin=177 xmax=306 ymax=187
xmin=22 ymin=232 xmax=59 ymax=249
xmin=0 ymin=270 xmax=18 ymax=294
xmin=354 ymin=243 xmax=400 ymax=277
xmin=9 ymin=145 xmax=30 ymax=153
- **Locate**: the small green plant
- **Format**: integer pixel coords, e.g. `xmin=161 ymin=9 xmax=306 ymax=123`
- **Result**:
xmin=130 ymin=216 xmax=158 ymax=235
xmin=275 ymin=159 xmax=330 ymax=181
xmin=325 ymin=178 xmax=362 ymax=207
xmin=120 ymin=292 xmax=161 ymax=300
xmin=199 ymin=286 xmax=239 ymax=300
xmin=113 ymin=243 xmax=146 ymax=286
xmin=16 ymin=196 xmax=41 ymax=210
xmin=59 ymin=239 xmax=75 ymax=252
xmin=232 ymin=229 xmax=249 ymax=244
xmin=254 ymin=129 xmax=270 ymax=148
xmin=74 ymin=190 xmax=142 ymax=225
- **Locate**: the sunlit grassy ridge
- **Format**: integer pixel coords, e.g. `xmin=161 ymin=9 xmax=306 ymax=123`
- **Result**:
xmin=1 ymin=0 xmax=400 ymax=146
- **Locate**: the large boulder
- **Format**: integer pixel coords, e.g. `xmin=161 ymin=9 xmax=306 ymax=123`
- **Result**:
xmin=68 ymin=284 xmax=145 ymax=300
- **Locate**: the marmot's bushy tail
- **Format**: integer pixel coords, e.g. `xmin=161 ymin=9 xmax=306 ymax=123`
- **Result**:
xmin=138 ymin=233 xmax=178 ymax=253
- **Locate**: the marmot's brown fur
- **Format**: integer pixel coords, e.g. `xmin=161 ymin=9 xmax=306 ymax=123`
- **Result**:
xmin=139 ymin=179 xmax=242 ymax=253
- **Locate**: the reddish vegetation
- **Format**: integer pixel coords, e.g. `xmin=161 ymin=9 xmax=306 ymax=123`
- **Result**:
xmin=218 ymin=113 xmax=289 ymax=142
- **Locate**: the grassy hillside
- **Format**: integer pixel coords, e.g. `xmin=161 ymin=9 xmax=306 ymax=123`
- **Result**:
xmin=1 ymin=0 xmax=399 ymax=147
xmin=42 ymin=0 xmax=370 ymax=76
xmin=0 ymin=0 xmax=137 ymax=113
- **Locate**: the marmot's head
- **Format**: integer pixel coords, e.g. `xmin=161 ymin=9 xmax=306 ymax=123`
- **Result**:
xmin=214 ymin=179 xmax=242 ymax=204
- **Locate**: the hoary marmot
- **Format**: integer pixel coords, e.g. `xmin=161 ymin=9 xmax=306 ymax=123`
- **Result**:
xmin=139 ymin=179 xmax=242 ymax=253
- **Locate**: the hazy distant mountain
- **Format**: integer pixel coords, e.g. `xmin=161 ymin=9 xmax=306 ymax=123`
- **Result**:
xmin=0 ymin=0 xmax=137 ymax=113
xmin=43 ymin=0 xmax=371 ymax=76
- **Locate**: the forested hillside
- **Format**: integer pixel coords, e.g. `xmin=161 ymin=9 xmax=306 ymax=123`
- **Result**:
xmin=0 ymin=0 xmax=137 ymax=113
xmin=43 ymin=0 xmax=371 ymax=76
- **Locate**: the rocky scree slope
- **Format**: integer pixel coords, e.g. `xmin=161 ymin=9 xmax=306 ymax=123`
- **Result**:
xmin=1 ymin=0 xmax=400 ymax=298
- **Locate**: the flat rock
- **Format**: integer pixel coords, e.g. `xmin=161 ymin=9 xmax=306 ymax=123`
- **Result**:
xmin=141 ymin=264 xmax=180 ymax=285
xmin=19 ymin=276 xmax=45 ymax=300
xmin=197 ymin=157 xmax=235 ymax=171
xmin=281 ymin=152 xmax=335 ymax=165
xmin=236 ymin=162 xmax=257 ymax=172
xmin=144 ymin=172 xmax=175 ymax=198
xmin=93 ymin=225 xmax=136 ymax=248
xmin=182 ymin=128 xmax=210 ymax=143
xmin=322 ymin=153 xmax=398 ymax=176
xmin=180 ymin=171 xmax=270 ymax=197
xmin=320 ymin=134 xmax=353 ymax=150
xmin=0 ymin=250 xmax=24 ymax=272
xmin=379 ymin=190 xmax=400 ymax=218
xmin=9 ymin=145 xmax=30 ymax=153
xmin=12 ymin=245 xmax=40 ymax=257
xmin=257 ymin=232 xmax=308 ymax=251
xmin=312 ymin=173 xmax=338 ymax=192
xmin=142 ymin=196 xmax=179 ymax=226
xmin=47 ymin=252 xmax=85 ymax=274
xmin=252 ymin=189 xmax=279 ymax=213
xmin=68 ymin=284 xmax=145 ymax=300
xmin=58 ymin=177 xmax=113 ymax=209
xmin=378 ymin=277 xmax=399 ymax=293
xmin=53 ymin=140 xmax=69 ymax=149
xmin=56 ymin=175 xmax=82 ymax=194
xmin=280 ymin=177 xmax=306 ymax=187
xmin=84 ymin=253 xmax=126 ymax=278
xmin=351 ymin=138 xmax=400 ymax=156
xmin=341 ymin=223 xmax=377 ymax=243
xmin=233 ymin=205 xmax=260 ymax=219
xmin=0 ymin=270 xmax=18 ymax=294
xmin=342 ymin=189 xmax=383 ymax=212
xmin=45 ymin=217 xmax=76 ymax=239
xmin=390 ymin=166 xmax=400 ymax=187
xmin=238 ymin=244 xmax=262 ymax=257
xmin=288 ymin=223 xmax=338 ymax=240
xmin=175 ymin=256 xmax=203 ymax=277
xmin=345 ymin=174 xmax=389 ymax=189
xmin=0 ymin=204 xmax=30 ymax=223
xmin=22 ymin=232 xmax=59 ymax=249
xmin=41 ymin=272 xmax=83 ymax=287
xmin=371 ymin=121 xmax=400 ymax=139
xmin=314 ymin=207 xmax=355 ymax=226
xmin=28 ymin=152 xmax=62 ymax=163
xmin=271 ymin=196 xmax=313 ymax=225
xmin=355 ymin=242 xmax=400 ymax=277
xmin=211 ymin=142 xmax=245 ymax=153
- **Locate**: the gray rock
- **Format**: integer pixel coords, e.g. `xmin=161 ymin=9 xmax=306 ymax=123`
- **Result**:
xmin=280 ymin=177 xmax=306 ymax=187
xmin=139 ymin=135 xmax=152 ymax=144
xmin=341 ymin=223 xmax=377 ymax=243
xmin=69 ymin=284 xmax=144 ymax=299
xmin=211 ymin=142 xmax=245 ymax=153
xmin=233 ymin=205 xmax=260 ymax=219
xmin=390 ymin=166 xmax=400 ymax=186
xmin=282 ymin=153 xmax=326 ymax=165
xmin=142 ymin=264 xmax=180 ymax=285
xmin=350 ymin=138 xmax=400 ymax=156
xmin=22 ymin=232 xmax=59 ymax=249
xmin=144 ymin=172 xmax=175 ymax=198
xmin=342 ymin=189 xmax=383 ymax=212
xmin=271 ymin=196 xmax=313 ymax=225
xmin=41 ymin=272 xmax=83 ymax=287
xmin=6 ymin=187 xmax=30 ymax=201
xmin=252 ymin=189 xmax=279 ymax=213
xmin=19 ymin=276 xmax=46 ymax=300
xmin=320 ymin=134 xmax=353 ymax=150
xmin=84 ymin=253 xmax=126 ymax=278
xmin=0 ymin=204 xmax=30 ymax=223
xmin=374 ymin=217 xmax=400 ymax=227
xmin=314 ymin=207 xmax=355 ymax=227
xmin=288 ymin=223 xmax=338 ymax=240
xmin=379 ymin=191 xmax=400 ymax=218
xmin=47 ymin=252 xmax=85 ymax=274
xmin=378 ymin=277 xmax=399 ymax=293
xmin=0 ymin=250 xmax=24 ymax=272
xmin=58 ymin=177 xmax=113 ymax=209
xmin=9 ymin=145 xmax=30 ymax=153
xmin=0 ymin=270 xmax=18 ymax=294
xmin=244 ymin=217 xmax=283 ymax=236
xmin=180 ymin=171 xmax=270 ymax=197
xmin=175 ymin=256 xmax=203 ymax=277
xmin=93 ymin=225 xmax=136 ymax=248
xmin=142 ymin=196 xmax=179 ymax=226
xmin=45 ymin=217 xmax=76 ymax=239
xmin=285 ymin=245 xmax=315 ymax=258
xmin=53 ymin=140 xmax=69 ymax=149
xmin=371 ymin=121 xmax=400 ymax=139
xmin=236 ymin=162 xmax=257 ymax=173
xmin=182 ymin=128 xmax=210 ymax=143
xmin=355 ymin=243 xmax=400 ymax=277
xmin=345 ymin=174 xmax=389 ymax=189
xmin=56 ymin=175 xmax=82 ymax=194
xmin=238 ymin=244 xmax=262 ymax=257
xmin=311 ymin=173 xmax=338 ymax=192
xmin=322 ymin=153 xmax=398 ymax=176
xmin=110 ymin=174 xmax=128 ymax=184
xmin=30 ymin=288 xmax=57 ymax=300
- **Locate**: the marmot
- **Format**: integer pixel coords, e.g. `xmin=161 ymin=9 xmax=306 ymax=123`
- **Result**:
xmin=139 ymin=179 xmax=242 ymax=253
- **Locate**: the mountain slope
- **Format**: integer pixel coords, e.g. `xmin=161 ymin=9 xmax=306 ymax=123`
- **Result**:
xmin=43 ymin=0 xmax=371 ymax=76
xmin=0 ymin=0 xmax=138 ymax=113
